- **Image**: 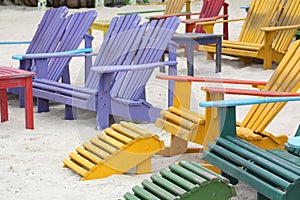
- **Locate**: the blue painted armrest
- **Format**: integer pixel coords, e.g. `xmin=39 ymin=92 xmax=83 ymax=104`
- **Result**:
xmin=91 ymin=61 xmax=178 ymax=74
xmin=199 ymin=96 xmax=300 ymax=108
xmin=0 ymin=41 xmax=31 ymax=45
xmin=12 ymin=48 xmax=93 ymax=60
xmin=240 ymin=5 xmax=249 ymax=12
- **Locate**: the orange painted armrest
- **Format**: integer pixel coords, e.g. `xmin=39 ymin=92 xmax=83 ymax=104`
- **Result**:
xmin=156 ymin=75 xmax=267 ymax=86
xmin=181 ymin=15 xmax=229 ymax=25
xmin=202 ymin=87 xmax=300 ymax=97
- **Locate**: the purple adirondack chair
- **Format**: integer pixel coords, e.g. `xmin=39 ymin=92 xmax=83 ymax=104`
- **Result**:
xmin=32 ymin=14 xmax=180 ymax=130
xmin=10 ymin=7 xmax=97 ymax=109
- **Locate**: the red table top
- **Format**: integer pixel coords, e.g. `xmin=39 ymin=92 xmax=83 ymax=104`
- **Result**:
xmin=0 ymin=66 xmax=35 ymax=80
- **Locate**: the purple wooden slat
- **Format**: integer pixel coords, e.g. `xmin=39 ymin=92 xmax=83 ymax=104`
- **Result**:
xmin=28 ymin=9 xmax=68 ymax=54
xmin=110 ymin=23 xmax=149 ymax=97
xmin=86 ymin=15 xmax=141 ymax=89
xmin=26 ymin=7 xmax=68 ymax=54
xmin=94 ymin=14 xmax=141 ymax=66
xmin=48 ymin=10 xmax=97 ymax=81
xmin=34 ymin=89 xmax=96 ymax=111
xmin=116 ymin=17 xmax=180 ymax=100
xmin=34 ymin=79 xmax=97 ymax=95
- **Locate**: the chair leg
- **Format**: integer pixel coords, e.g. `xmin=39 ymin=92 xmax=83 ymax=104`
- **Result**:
xmin=263 ymin=57 xmax=273 ymax=70
xmin=37 ymin=98 xmax=49 ymax=113
xmin=0 ymin=88 xmax=8 ymax=122
xmin=65 ymin=105 xmax=76 ymax=120
xmin=18 ymin=87 xmax=25 ymax=108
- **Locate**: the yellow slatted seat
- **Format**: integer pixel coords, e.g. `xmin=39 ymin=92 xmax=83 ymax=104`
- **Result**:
xmin=198 ymin=0 xmax=300 ymax=70
xmin=63 ymin=121 xmax=164 ymax=180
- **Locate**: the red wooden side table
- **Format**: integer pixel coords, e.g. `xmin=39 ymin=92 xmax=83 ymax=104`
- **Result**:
xmin=0 ymin=67 xmax=35 ymax=129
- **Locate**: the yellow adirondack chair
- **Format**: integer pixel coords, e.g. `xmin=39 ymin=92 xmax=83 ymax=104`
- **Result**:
xmin=156 ymin=40 xmax=300 ymax=156
xmin=198 ymin=0 xmax=300 ymax=70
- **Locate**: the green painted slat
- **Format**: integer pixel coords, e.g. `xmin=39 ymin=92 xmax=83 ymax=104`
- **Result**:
xmin=160 ymin=169 xmax=196 ymax=191
xmin=150 ymin=174 xmax=187 ymax=196
xmin=132 ymin=186 xmax=160 ymax=200
xmin=225 ymin=137 xmax=300 ymax=178
xmin=124 ymin=192 xmax=141 ymax=200
xmin=209 ymin=140 xmax=293 ymax=188
xmin=179 ymin=161 xmax=219 ymax=182
xmin=169 ymin=164 xmax=209 ymax=186
xmin=187 ymin=161 xmax=229 ymax=183
xmin=141 ymin=180 xmax=176 ymax=200
xmin=203 ymin=149 xmax=286 ymax=199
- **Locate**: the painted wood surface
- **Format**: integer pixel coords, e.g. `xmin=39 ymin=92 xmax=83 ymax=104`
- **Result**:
xmin=33 ymin=14 xmax=181 ymax=130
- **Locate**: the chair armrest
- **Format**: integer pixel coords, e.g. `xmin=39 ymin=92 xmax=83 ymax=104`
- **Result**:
xmin=200 ymin=96 xmax=300 ymax=108
xmin=240 ymin=5 xmax=249 ymax=12
xmin=196 ymin=18 xmax=246 ymax=26
xmin=156 ymin=75 xmax=267 ymax=86
xmin=12 ymin=48 xmax=93 ymax=60
xmin=91 ymin=61 xmax=177 ymax=74
xmin=201 ymin=87 xmax=300 ymax=97
xmin=149 ymin=12 xmax=201 ymax=20
xmin=181 ymin=15 xmax=229 ymax=25
xmin=0 ymin=41 xmax=31 ymax=45
xmin=195 ymin=18 xmax=245 ymax=34
xmin=261 ymin=24 xmax=300 ymax=32
xmin=117 ymin=9 xmax=165 ymax=16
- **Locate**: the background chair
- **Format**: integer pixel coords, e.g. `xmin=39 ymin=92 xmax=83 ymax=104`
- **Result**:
xmin=199 ymin=0 xmax=300 ymax=70
xmin=150 ymin=0 xmax=229 ymax=40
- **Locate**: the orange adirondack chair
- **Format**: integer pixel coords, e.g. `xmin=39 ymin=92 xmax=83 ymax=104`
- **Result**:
xmin=155 ymin=40 xmax=300 ymax=156
xmin=198 ymin=0 xmax=300 ymax=70
xmin=150 ymin=0 xmax=229 ymax=40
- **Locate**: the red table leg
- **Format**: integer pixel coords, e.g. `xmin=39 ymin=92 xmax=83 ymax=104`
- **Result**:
xmin=24 ymin=77 xmax=34 ymax=129
xmin=0 ymin=88 xmax=8 ymax=122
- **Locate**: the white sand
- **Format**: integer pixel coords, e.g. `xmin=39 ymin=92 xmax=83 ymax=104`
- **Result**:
xmin=0 ymin=0 xmax=299 ymax=199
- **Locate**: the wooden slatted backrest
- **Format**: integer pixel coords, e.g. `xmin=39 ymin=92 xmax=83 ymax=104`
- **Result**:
xmin=111 ymin=17 xmax=180 ymax=101
xmin=238 ymin=0 xmax=285 ymax=44
xmin=272 ymin=0 xmax=300 ymax=54
xmin=85 ymin=14 xmax=142 ymax=90
xmin=47 ymin=10 xmax=97 ymax=81
xmin=164 ymin=0 xmax=186 ymax=15
xmin=194 ymin=0 xmax=225 ymax=33
xmin=26 ymin=6 xmax=68 ymax=55
xmin=241 ymin=40 xmax=300 ymax=132
xmin=85 ymin=15 xmax=180 ymax=102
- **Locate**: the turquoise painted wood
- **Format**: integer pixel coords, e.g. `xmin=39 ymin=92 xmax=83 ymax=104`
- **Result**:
xmin=286 ymin=125 xmax=300 ymax=156
xmin=200 ymin=97 xmax=300 ymax=200
xmin=123 ymin=161 xmax=236 ymax=200
xmin=199 ymin=96 xmax=300 ymax=108
xmin=32 ymin=14 xmax=180 ymax=130
xmin=296 ymin=29 xmax=300 ymax=40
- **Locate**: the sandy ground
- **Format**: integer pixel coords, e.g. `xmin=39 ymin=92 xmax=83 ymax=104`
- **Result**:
xmin=0 ymin=0 xmax=299 ymax=199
